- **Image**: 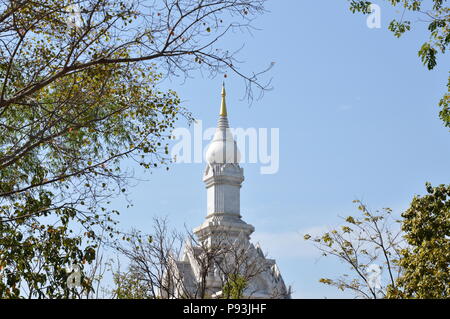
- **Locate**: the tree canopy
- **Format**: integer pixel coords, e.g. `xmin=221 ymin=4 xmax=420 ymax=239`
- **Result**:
xmin=0 ymin=0 xmax=269 ymax=298
xmin=306 ymin=184 xmax=450 ymax=299
xmin=387 ymin=183 xmax=450 ymax=298
xmin=349 ymin=0 xmax=449 ymax=128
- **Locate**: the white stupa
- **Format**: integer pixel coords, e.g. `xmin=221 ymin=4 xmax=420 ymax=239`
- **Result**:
xmin=163 ymin=85 xmax=291 ymax=299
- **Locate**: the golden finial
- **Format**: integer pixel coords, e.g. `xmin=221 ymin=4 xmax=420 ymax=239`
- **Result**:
xmin=220 ymin=82 xmax=227 ymax=117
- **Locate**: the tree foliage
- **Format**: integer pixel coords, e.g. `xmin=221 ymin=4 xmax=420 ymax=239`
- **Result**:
xmin=349 ymin=0 xmax=450 ymax=128
xmin=0 ymin=207 xmax=97 ymax=298
xmin=112 ymin=268 xmax=154 ymax=299
xmin=307 ymin=184 xmax=450 ymax=299
xmin=304 ymin=201 xmax=403 ymax=299
xmin=386 ymin=183 xmax=450 ymax=298
xmin=0 ymin=0 xmax=269 ymax=298
xmin=222 ymin=274 xmax=247 ymax=299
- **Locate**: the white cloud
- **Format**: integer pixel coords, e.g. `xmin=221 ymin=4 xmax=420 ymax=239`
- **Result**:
xmin=338 ymin=104 xmax=353 ymax=111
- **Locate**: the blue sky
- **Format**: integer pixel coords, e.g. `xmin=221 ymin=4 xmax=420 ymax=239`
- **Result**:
xmin=110 ymin=1 xmax=450 ymax=298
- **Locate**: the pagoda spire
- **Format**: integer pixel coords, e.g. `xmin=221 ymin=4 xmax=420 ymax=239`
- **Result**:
xmin=219 ymin=82 xmax=227 ymax=117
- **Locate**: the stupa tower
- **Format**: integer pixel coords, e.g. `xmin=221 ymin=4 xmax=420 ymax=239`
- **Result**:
xmin=194 ymin=84 xmax=254 ymax=245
